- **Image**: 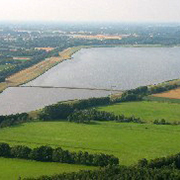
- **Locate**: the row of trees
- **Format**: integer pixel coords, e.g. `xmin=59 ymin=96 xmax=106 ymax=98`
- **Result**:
xmin=39 ymin=97 xmax=110 ymax=121
xmin=0 ymin=113 xmax=29 ymax=128
xmin=24 ymin=164 xmax=180 ymax=180
xmin=153 ymin=119 xmax=180 ymax=125
xmin=0 ymin=143 xmax=119 ymax=167
xmin=113 ymin=86 xmax=148 ymax=103
xmin=68 ymin=108 xmax=143 ymax=124
xmin=137 ymin=152 xmax=180 ymax=169
xmin=113 ymin=84 xmax=180 ymax=103
xmin=24 ymin=151 xmax=180 ymax=180
xmin=149 ymin=84 xmax=178 ymax=94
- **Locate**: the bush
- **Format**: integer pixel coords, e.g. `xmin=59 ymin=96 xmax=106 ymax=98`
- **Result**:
xmin=0 ymin=143 xmax=10 ymax=157
xmin=11 ymin=145 xmax=31 ymax=159
xmin=29 ymin=146 xmax=53 ymax=162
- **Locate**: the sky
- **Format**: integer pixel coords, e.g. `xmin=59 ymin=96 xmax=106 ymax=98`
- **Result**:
xmin=0 ymin=0 xmax=180 ymax=22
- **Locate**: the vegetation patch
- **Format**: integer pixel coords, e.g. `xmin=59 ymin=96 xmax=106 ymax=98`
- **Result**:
xmin=144 ymin=95 xmax=180 ymax=104
xmin=0 ymin=157 xmax=95 ymax=180
xmin=0 ymin=122 xmax=180 ymax=165
xmin=152 ymin=88 xmax=180 ymax=99
xmin=0 ymin=142 xmax=119 ymax=167
xmin=98 ymin=101 xmax=180 ymax=123
xmin=0 ymin=46 xmax=82 ymax=92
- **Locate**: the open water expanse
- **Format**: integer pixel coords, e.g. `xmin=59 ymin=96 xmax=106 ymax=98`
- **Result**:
xmin=1 ymin=47 xmax=180 ymax=115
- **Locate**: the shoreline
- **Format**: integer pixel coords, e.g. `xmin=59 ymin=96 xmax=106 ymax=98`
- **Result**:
xmin=0 ymin=46 xmax=82 ymax=92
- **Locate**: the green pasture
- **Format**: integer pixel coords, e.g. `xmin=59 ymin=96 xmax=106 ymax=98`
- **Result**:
xmin=98 ymin=101 xmax=180 ymax=122
xmin=0 ymin=157 xmax=94 ymax=180
xmin=0 ymin=121 xmax=180 ymax=166
xmin=144 ymin=96 xmax=180 ymax=104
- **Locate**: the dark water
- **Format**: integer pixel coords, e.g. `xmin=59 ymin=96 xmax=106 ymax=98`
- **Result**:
xmin=0 ymin=47 xmax=180 ymax=115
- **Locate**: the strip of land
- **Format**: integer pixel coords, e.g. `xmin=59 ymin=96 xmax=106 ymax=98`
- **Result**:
xmin=0 ymin=46 xmax=82 ymax=92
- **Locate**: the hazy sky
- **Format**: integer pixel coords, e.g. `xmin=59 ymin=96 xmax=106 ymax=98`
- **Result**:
xmin=0 ymin=0 xmax=180 ymax=22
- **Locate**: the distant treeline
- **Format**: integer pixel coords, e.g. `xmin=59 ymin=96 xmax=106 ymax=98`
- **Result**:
xmin=24 ymin=151 xmax=180 ymax=180
xmin=0 ymin=113 xmax=30 ymax=128
xmin=0 ymin=143 xmax=119 ymax=167
xmin=149 ymin=83 xmax=179 ymax=94
xmin=68 ymin=108 xmax=143 ymax=124
xmin=113 ymin=83 xmax=179 ymax=103
xmin=39 ymin=97 xmax=110 ymax=121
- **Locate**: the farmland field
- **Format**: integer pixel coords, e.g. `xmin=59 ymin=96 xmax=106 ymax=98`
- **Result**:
xmin=152 ymin=88 xmax=180 ymax=99
xmin=0 ymin=46 xmax=82 ymax=92
xmin=98 ymin=101 xmax=180 ymax=122
xmin=0 ymin=121 xmax=180 ymax=165
xmin=0 ymin=157 xmax=95 ymax=180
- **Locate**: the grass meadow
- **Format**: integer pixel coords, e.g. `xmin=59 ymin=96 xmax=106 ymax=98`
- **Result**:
xmin=144 ymin=95 xmax=180 ymax=104
xmin=0 ymin=157 xmax=95 ymax=180
xmin=98 ymin=101 xmax=180 ymax=122
xmin=0 ymin=121 xmax=180 ymax=166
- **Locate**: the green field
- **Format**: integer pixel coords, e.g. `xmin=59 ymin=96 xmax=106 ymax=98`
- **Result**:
xmin=144 ymin=96 xmax=180 ymax=104
xmin=0 ymin=158 xmax=95 ymax=180
xmin=98 ymin=101 xmax=180 ymax=122
xmin=0 ymin=121 xmax=180 ymax=166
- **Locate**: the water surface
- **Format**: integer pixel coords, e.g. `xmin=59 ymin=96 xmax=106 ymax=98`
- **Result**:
xmin=0 ymin=47 xmax=180 ymax=115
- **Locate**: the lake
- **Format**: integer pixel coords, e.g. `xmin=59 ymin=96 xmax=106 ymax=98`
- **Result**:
xmin=0 ymin=47 xmax=180 ymax=115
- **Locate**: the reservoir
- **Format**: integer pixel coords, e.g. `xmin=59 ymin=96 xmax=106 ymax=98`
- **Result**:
xmin=0 ymin=47 xmax=180 ymax=115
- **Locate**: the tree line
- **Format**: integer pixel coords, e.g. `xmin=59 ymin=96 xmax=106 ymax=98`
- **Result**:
xmin=24 ymin=166 xmax=180 ymax=180
xmin=137 ymin=152 xmax=180 ymax=169
xmin=0 ymin=113 xmax=30 ymax=128
xmin=39 ymin=97 xmax=110 ymax=121
xmin=0 ymin=143 xmax=119 ymax=167
xmin=24 ymin=151 xmax=180 ymax=180
xmin=24 ymin=157 xmax=180 ymax=180
xmin=68 ymin=108 xmax=143 ymax=124
xmin=113 ymin=84 xmax=179 ymax=103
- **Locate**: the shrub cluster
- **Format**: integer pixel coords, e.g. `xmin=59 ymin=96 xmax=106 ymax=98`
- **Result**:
xmin=68 ymin=108 xmax=143 ymax=124
xmin=137 ymin=152 xmax=180 ymax=169
xmin=24 ymin=165 xmax=180 ymax=180
xmin=113 ymin=86 xmax=148 ymax=103
xmin=0 ymin=113 xmax=30 ymax=128
xmin=0 ymin=143 xmax=119 ymax=167
xmin=38 ymin=97 xmax=110 ymax=121
xmin=153 ymin=119 xmax=180 ymax=125
xmin=149 ymin=84 xmax=178 ymax=94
